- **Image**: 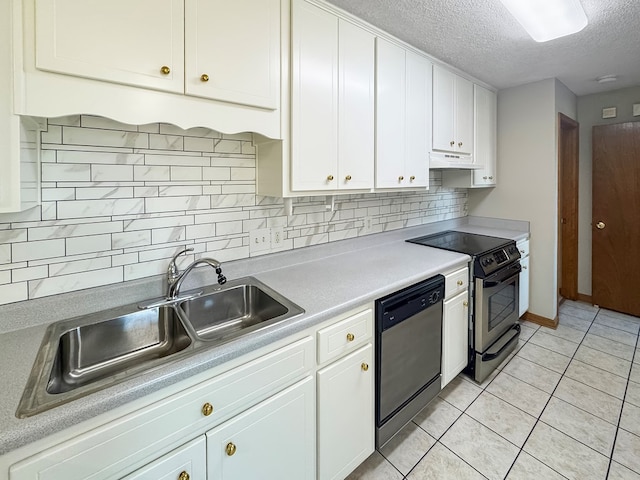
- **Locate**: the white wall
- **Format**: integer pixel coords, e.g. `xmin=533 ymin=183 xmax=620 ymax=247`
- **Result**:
xmin=468 ymin=78 xmax=576 ymax=321
xmin=0 ymin=115 xmax=468 ymax=307
xmin=576 ymin=86 xmax=640 ymax=295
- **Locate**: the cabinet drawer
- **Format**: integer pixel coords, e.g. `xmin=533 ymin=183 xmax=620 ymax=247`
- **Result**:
xmin=122 ymin=437 xmax=206 ymax=480
xmin=517 ymin=238 xmax=530 ymax=258
xmin=444 ymin=267 xmax=469 ymax=299
xmin=10 ymin=337 xmax=313 ymax=480
xmin=317 ymin=308 xmax=373 ymax=365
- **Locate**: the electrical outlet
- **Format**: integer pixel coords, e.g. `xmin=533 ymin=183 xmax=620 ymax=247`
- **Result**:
xmin=271 ymin=227 xmax=285 ymax=251
xmin=362 ymin=216 xmax=374 ymax=235
xmin=250 ymin=228 xmax=271 ymax=254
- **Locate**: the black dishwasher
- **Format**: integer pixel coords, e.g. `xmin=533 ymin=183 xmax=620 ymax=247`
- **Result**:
xmin=375 ymin=275 xmax=444 ymax=448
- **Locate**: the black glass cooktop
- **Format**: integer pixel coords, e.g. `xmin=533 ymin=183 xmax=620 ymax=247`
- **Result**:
xmin=406 ymin=231 xmax=513 ymax=256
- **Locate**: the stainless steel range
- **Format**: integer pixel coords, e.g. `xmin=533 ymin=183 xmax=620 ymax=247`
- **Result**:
xmin=407 ymin=231 xmax=522 ymax=383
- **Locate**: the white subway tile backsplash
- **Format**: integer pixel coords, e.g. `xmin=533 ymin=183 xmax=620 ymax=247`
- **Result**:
xmin=0 ymin=116 xmax=467 ymax=309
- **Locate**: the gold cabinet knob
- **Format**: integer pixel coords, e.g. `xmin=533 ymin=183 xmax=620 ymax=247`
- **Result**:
xmin=596 ymin=221 xmax=605 ymax=230
xmin=202 ymin=402 xmax=214 ymax=416
xmin=463 ymin=300 xmax=468 ymax=307
xmin=410 ymin=175 xmax=416 ymax=181
xmin=160 ymin=65 xmax=171 ymax=75
xmin=361 ymin=363 xmax=369 ymax=372
xmin=398 ymin=176 xmax=404 ymax=181
xmin=327 ymin=175 xmax=334 ymax=181
xmin=489 ymin=176 xmax=494 ymax=180
xmin=457 ymin=280 xmax=463 ymax=286
xmin=523 ymin=266 xmax=527 ymax=270
xmin=345 ymin=175 xmax=352 ymax=181
xmin=458 ymin=142 xmax=463 ymax=147
xmin=450 ymin=140 xmax=455 ymax=146
xmin=200 ymin=73 xmax=210 ymax=82
xmin=226 ymin=442 xmax=237 ymax=456
xmin=178 ymin=472 xmax=190 ymax=480
xmin=346 ymin=333 xmax=355 ymax=342
xmin=483 ymin=176 xmax=488 ymax=180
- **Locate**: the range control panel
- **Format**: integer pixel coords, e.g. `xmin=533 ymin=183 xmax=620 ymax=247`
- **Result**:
xmin=475 ymin=243 xmax=521 ymax=277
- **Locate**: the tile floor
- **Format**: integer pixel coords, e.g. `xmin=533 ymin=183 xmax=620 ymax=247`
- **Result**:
xmin=346 ymin=300 xmax=640 ymax=480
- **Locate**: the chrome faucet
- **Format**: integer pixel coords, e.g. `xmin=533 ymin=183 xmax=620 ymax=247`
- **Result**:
xmin=166 ymin=247 xmax=227 ymax=300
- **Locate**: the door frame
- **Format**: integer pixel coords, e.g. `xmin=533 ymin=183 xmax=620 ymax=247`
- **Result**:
xmin=558 ymin=113 xmax=579 ymax=301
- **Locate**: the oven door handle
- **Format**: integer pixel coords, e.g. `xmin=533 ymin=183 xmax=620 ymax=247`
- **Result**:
xmin=483 ymin=263 xmax=522 ymax=288
xmin=481 ymin=323 xmax=521 ymax=362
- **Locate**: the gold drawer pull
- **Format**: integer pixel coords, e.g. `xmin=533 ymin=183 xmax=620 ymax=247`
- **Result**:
xmin=458 ymin=142 xmax=463 ymax=147
xmin=202 ymin=402 xmax=213 ymax=416
xmin=450 ymin=140 xmax=455 ymax=146
xmin=398 ymin=176 xmax=404 ymax=181
xmin=201 ymin=73 xmax=210 ymax=82
xmin=327 ymin=175 xmax=334 ymax=181
xmin=346 ymin=333 xmax=355 ymax=342
xmin=410 ymin=175 xmax=416 ymax=181
xmin=226 ymin=442 xmax=237 ymax=456
xmin=457 ymin=280 xmax=463 ymax=286
xmin=178 ymin=472 xmax=190 ymax=480
xmin=345 ymin=175 xmax=352 ymax=181
xmin=361 ymin=363 xmax=369 ymax=372
xmin=160 ymin=65 xmax=171 ymax=75
xmin=463 ymin=301 xmax=468 ymax=307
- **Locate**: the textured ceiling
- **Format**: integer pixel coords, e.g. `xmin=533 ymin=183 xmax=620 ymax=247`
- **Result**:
xmin=324 ymin=0 xmax=640 ymax=96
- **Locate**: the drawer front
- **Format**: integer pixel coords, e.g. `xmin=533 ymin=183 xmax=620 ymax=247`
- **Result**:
xmin=317 ymin=308 xmax=373 ymax=365
xmin=122 ymin=436 xmax=206 ymax=480
xmin=10 ymin=337 xmax=313 ymax=480
xmin=445 ymin=267 xmax=469 ymax=299
xmin=517 ymin=238 xmax=530 ymax=258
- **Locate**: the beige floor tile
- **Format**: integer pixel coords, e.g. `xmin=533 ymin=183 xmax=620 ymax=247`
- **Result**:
xmin=438 ymin=376 xmax=483 ymax=410
xmin=589 ymin=323 xmax=638 ymax=347
xmin=561 ymin=300 xmax=599 ymax=313
xmin=529 ymin=330 xmax=579 ymax=357
xmin=594 ymin=312 xmax=640 ymax=335
xmin=441 ymin=414 xmax=519 ymax=480
xmin=506 ymin=451 xmax=567 ymax=480
xmin=554 ymin=377 xmax=622 ymax=424
xmin=466 ymin=392 xmax=537 ymax=447
xmin=523 ymin=422 xmax=609 ymax=480
xmin=516 ymin=342 xmax=571 ymax=374
xmin=613 ymin=429 xmax=640 ymax=475
xmin=564 ymin=359 xmax=628 ymax=399
xmin=406 ymin=443 xmax=486 ymax=480
xmin=582 ymin=334 xmax=635 ymax=361
xmin=486 ymin=371 xmax=551 ymax=417
xmin=635 ymin=348 xmax=639 ymax=364
xmin=631 ymin=364 xmax=640 ymax=383
xmin=413 ymin=397 xmax=462 ymax=439
xmin=540 ymin=397 xmax=616 ymax=456
xmin=598 ymin=309 xmax=640 ymax=323
xmin=573 ymin=345 xmax=632 ymax=378
xmin=540 ymin=323 xmax=587 ymax=344
xmin=626 ymin=381 xmax=640 ymax=408
xmin=502 ymin=356 xmax=562 ymax=393
xmin=345 ymin=451 xmax=403 ymax=480
xmin=608 ymin=461 xmax=640 ymax=480
xmin=379 ymin=422 xmax=436 ymax=476
xmin=558 ymin=312 xmax=592 ymax=332
xmin=620 ymin=402 xmax=640 ymax=437
xmin=559 ymin=303 xmax=598 ymax=321
xmin=519 ymin=324 xmax=538 ymax=341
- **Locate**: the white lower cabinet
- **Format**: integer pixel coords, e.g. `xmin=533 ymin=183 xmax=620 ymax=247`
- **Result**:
xmin=122 ymin=437 xmax=206 ymax=480
xmin=441 ymin=290 xmax=470 ymax=388
xmin=206 ymin=377 xmax=315 ymax=480
xmin=518 ymin=237 xmax=530 ymax=317
xmin=317 ymin=344 xmax=373 ymax=480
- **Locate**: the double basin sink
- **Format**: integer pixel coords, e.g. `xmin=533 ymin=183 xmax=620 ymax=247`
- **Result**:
xmin=17 ymin=277 xmax=304 ymax=418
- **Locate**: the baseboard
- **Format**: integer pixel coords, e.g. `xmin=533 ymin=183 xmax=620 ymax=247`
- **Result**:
xmin=522 ymin=311 xmax=559 ymax=329
xmin=576 ymin=293 xmax=593 ymax=304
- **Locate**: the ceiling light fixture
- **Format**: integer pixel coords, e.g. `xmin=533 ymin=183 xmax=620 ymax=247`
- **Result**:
xmin=596 ymin=75 xmax=617 ymax=84
xmin=499 ymin=0 xmax=588 ymax=43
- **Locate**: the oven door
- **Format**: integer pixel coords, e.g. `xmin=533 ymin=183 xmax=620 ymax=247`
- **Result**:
xmin=474 ymin=262 xmax=521 ymax=352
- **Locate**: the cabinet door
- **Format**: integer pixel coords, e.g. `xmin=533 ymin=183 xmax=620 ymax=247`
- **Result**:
xmin=206 ymin=377 xmax=315 ymax=480
xmin=472 ymin=85 xmax=497 ymax=186
xmin=519 ymin=255 xmax=530 ymax=317
xmin=185 ymin=0 xmax=280 ymax=109
xmin=375 ymin=38 xmax=406 ymax=189
xmin=34 ymin=0 xmax=184 ymax=93
xmin=317 ymin=344 xmax=374 ymax=480
xmin=405 ymin=51 xmax=432 ymax=188
xmin=122 ymin=437 xmax=206 ymax=480
xmin=432 ymin=64 xmax=456 ymax=153
xmin=291 ymin=0 xmax=339 ymax=191
xmin=337 ymin=20 xmax=375 ymax=191
xmin=454 ymin=75 xmax=474 ymax=155
xmin=442 ymin=291 xmax=469 ymax=388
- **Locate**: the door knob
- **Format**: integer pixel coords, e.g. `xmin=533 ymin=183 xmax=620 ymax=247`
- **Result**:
xmin=596 ymin=221 xmax=605 ymax=230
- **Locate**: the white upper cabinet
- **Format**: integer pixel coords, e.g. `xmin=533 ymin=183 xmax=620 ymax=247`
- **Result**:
xmin=185 ymin=0 xmax=280 ymax=109
xmin=375 ymin=38 xmax=431 ymax=189
xmin=35 ymin=0 xmax=185 ymax=93
xmin=291 ymin=0 xmax=374 ymax=192
xmin=432 ymin=64 xmax=473 ymax=156
xmin=472 ymin=85 xmax=497 ymax=185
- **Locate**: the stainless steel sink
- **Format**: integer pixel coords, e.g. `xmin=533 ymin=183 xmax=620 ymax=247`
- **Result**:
xmin=178 ymin=278 xmax=304 ymax=343
xmin=17 ymin=277 xmax=304 ymax=418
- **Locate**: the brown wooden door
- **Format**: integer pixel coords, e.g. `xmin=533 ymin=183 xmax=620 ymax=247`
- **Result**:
xmin=592 ymin=122 xmax=640 ymax=316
